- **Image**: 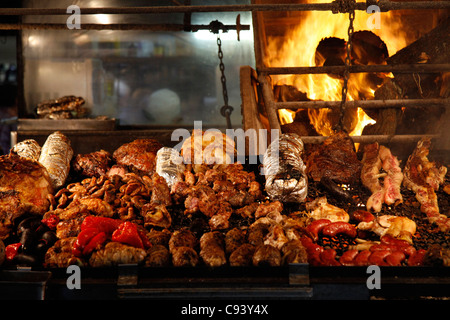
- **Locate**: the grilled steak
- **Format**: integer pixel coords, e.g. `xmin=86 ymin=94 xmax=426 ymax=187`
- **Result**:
xmin=306 ymin=131 xmax=361 ymax=183
xmin=113 ymin=139 xmax=163 ymax=175
xmin=73 ymin=149 xmax=112 ymax=178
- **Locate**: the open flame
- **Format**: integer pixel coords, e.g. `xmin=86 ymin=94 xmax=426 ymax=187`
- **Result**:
xmin=265 ymin=0 xmax=407 ymax=136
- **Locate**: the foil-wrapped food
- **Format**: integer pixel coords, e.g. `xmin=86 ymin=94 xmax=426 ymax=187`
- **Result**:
xmin=11 ymin=139 xmax=41 ymax=161
xmin=155 ymin=147 xmax=185 ymax=188
xmin=263 ymin=133 xmax=308 ymax=203
xmin=38 ymin=131 xmax=74 ymax=189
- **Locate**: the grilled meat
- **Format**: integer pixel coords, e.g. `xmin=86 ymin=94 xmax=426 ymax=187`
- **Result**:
xmin=306 ymin=131 xmax=361 ymax=183
xmin=229 ymin=243 xmax=255 ymax=266
xmin=252 ymin=244 xmax=281 ymax=266
xmin=44 ymin=237 xmax=85 ymax=268
xmin=403 ymin=138 xmax=448 ymax=231
xmin=0 ymin=154 xmax=53 ymax=239
xmin=225 ymin=227 xmax=247 ymax=255
xmin=281 ymin=240 xmax=308 ymax=264
xmin=361 ymin=143 xmax=403 ymax=212
xmin=73 ymin=150 xmax=112 ymax=178
xmin=145 ymin=244 xmax=171 ymax=267
xmin=200 ymin=231 xmax=227 ymax=267
xmin=36 ymin=95 xmax=88 ymax=119
xmin=113 ymin=139 xmax=163 ymax=175
xmin=89 ymin=242 xmax=146 ymax=267
xmin=306 ymin=196 xmax=350 ymax=222
xmin=142 ymin=203 xmax=172 ymax=229
xmin=39 ymin=131 xmax=73 ymax=189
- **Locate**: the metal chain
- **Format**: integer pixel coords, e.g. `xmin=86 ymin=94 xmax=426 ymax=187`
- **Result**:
xmin=217 ymin=35 xmax=234 ymax=129
xmin=337 ymin=0 xmax=355 ymax=132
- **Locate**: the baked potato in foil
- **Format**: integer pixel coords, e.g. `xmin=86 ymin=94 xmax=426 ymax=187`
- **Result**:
xmin=263 ymin=133 xmax=308 ymax=203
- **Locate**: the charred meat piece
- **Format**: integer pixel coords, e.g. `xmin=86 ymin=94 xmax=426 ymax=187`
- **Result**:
xmin=281 ymin=240 xmax=308 ymax=265
xmin=200 ymin=231 xmax=227 ymax=267
xmin=44 ymin=237 xmax=85 ymax=268
xmin=229 ymin=244 xmax=255 ymax=266
xmin=169 ymin=229 xmax=197 ymax=253
xmin=113 ymin=139 xmax=163 ymax=175
xmin=142 ymin=203 xmax=172 ymax=229
xmin=36 ymin=95 xmax=88 ymax=119
xmin=225 ymin=227 xmax=247 ymax=255
xmin=89 ymin=242 xmax=147 ymax=267
xmin=145 ymin=244 xmax=171 ymax=267
xmin=252 ymin=244 xmax=281 ymax=267
xmin=171 ymin=246 xmax=199 ymax=267
xmin=72 ymin=150 xmax=112 ymax=178
xmin=0 ymin=154 xmax=53 ymax=239
xmin=306 ymin=131 xmax=361 ymax=183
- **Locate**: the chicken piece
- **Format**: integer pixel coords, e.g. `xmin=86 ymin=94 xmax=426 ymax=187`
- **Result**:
xmin=55 ymin=214 xmax=87 ymax=239
xmin=306 ymin=197 xmax=350 ymax=222
xmin=72 ymin=150 xmax=112 ymax=178
xmin=252 ymin=244 xmax=281 ymax=267
xmin=281 ymin=240 xmax=308 ymax=265
xmin=89 ymin=242 xmax=147 ymax=267
xmin=403 ymin=138 xmax=448 ymax=231
xmin=200 ymin=231 xmax=227 ymax=267
xmin=69 ymin=198 xmax=114 ymax=218
xmin=113 ymin=139 xmax=163 ymax=175
xmin=142 ymin=203 xmax=172 ymax=229
xmin=225 ymin=227 xmax=247 ymax=255
xmin=361 ymin=143 xmax=385 ymax=212
xmin=44 ymin=237 xmax=85 ymax=268
xmin=264 ymin=224 xmax=290 ymax=250
xmin=357 ymin=215 xmax=416 ymax=244
xmin=208 ymin=202 xmax=233 ymax=230
xmin=254 ymin=201 xmax=283 ymax=219
xmin=306 ymin=131 xmax=361 ymax=183
xmin=39 ymin=131 xmax=73 ymax=189
xmin=235 ymin=202 xmax=259 ymax=219
xmin=145 ymin=244 xmax=171 ymax=267
xmin=229 ymin=244 xmax=255 ymax=266
xmin=0 ymin=154 xmax=53 ymax=239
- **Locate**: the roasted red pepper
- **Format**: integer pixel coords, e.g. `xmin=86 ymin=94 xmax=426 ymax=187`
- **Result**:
xmin=5 ymin=243 xmax=22 ymax=260
xmin=82 ymin=232 xmax=107 ymax=256
xmin=81 ymin=216 xmax=122 ymax=234
xmin=72 ymin=227 xmax=101 ymax=257
xmin=41 ymin=214 xmax=59 ymax=230
xmin=112 ymin=222 xmax=144 ymax=249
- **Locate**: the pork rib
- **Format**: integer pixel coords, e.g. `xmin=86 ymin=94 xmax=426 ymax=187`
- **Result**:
xmin=403 ymin=138 xmax=448 ymax=231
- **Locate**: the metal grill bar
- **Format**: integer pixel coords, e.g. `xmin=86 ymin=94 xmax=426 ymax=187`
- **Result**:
xmin=275 ymin=98 xmax=450 ymax=110
xmin=259 ymin=64 xmax=450 ymax=75
xmin=0 ymin=2 xmax=449 ymax=15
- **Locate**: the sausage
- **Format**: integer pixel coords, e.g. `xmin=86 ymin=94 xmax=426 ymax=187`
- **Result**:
xmin=351 ymin=210 xmax=375 ymax=223
xmin=339 ymin=249 xmax=359 ymax=266
xmin=407 ymin=249 xmax=426 ymax=266
xmin=353 ymin=250 xmax=372 ymax=266
xmin=319 ymin=248 xmax=341 ymax=266
xmin=368 ymin=250 xmax=391 ymax=266
xmin=321 ymin=221 xmax=357 ymax=238
xmin=385 ymin=251 xmax=406 ymax=266
xmin=305 ymin=219 xmax=331 ymax=241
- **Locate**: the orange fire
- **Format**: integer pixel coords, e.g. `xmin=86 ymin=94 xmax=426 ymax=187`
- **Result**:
xmin=265 ymin=0 xmax=408 ymax=136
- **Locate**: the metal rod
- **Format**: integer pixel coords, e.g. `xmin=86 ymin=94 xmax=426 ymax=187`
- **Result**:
xmin=0 ymin=2 xmax=449 ymax=15
xmin=259 ymin=64 xmax=450 ymax=75
xmin=0 ymin=23 xmax=250 ymax=31
xmin=300 ymin=134 xmax=439 ymax=144
xmin=276 ymin=98 xmax=450 ymax=110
